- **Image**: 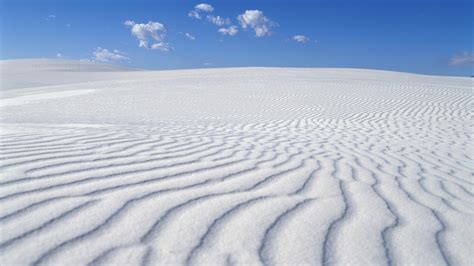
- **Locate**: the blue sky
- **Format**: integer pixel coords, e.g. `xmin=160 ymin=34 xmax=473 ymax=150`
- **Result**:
xmin=1 ymin=0 xmax=472 ymax=76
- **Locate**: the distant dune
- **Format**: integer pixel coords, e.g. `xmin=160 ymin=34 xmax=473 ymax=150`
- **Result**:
xmin=0 ymin=59 xmax=139 ymax=90
xmin=0 ymin=59 xmax=472 ymax=265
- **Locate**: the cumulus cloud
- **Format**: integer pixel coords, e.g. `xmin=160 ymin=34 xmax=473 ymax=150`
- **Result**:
xmin=218 ymin=25 xmax=238 ymax=36
xmin=45 ymin=14 xmax=56 ymax=21
xmin=207 ymin=15 xmax=231 ymax=26
xmin=237 ymin=10 xmax=276 ymax=37
xmin=292 ymin=35 xmax=310 ymax=43
xmin=150 ymin=43 xmax=171 ymax=51
xmin=188 ymin=10 xmax=201 ymax=19
xmin=195 ymin=3 xmax=214 ymax=12
xmin=189 ymin=3 xmax=214 ymax=20
xmin=189 ymin=3 xmax=235 ymax=34
xmin=185 ymin=33 xmax=196 ymax=40
xmin=124 ymin=20 xmax=171 ymax=51
xmin=92 ymin=47 xmax=129 ymax=63
xmin=449 ymin=52 xmax=474 ymax=66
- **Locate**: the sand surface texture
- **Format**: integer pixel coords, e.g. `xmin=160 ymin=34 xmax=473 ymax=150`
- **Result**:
xmin=1 ymin=59 xmax=473 ymax=265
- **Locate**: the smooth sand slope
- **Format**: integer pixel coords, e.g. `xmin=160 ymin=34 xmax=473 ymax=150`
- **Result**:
xmin=0 ymin=59 xmax=473 ymax=265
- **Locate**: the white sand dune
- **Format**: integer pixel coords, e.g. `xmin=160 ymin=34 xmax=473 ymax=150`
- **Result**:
xmin=0 ymin=59 xmax=473 ymax=265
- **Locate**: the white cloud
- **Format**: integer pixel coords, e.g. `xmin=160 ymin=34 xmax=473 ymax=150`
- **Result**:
xmin=185 ymin=33 xmax=196 ymax=40
xmin=56 ymin=53 xmax=63 ymax=58
xmin=195 ymin=3 xmax=214 ymax=12
xmin=124 ymin=20 xmax=171 ymax=51
xmin=292 ymin=35 xmax=309 ymax=43
xmin=189 ymin=3 xmax=234 ymax=35
xmin=46 ymin=14 xmax=56 ymax=21
xmin=150 ymin=43 xmax=171 ymax=51
xmin=237 ymin=10 xmax=276 ymax=37
xmin=218 ymin=25 xmax=238 ymax=36
xmin=188 ymin=10 xmax=201 ymax=19
xmin=189 ymin=3 xmax=214 ymax=20
xmin=92 ymin=47 xmax=129 ymax=63
xmin=449 ymin=52 xmax=474 ymax=66
xmin=207 ymin=15 xmax=231 ymax=26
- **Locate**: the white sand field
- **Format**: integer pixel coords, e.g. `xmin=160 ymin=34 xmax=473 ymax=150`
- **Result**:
xmin=0 ymin=59 xmax=473 ymax=265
